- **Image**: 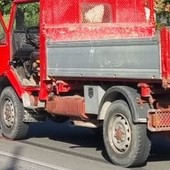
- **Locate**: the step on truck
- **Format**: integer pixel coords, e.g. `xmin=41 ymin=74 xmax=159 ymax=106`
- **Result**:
xmin=0 ymin=0 xmax=170 ymax=167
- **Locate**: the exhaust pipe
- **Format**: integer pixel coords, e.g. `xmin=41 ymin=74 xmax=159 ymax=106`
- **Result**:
xmin=69 ymin=120 xmax=102 ymax=128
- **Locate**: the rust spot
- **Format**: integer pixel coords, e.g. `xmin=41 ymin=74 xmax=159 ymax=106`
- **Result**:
xmin=148 ymin=108 xmax=170 ymax=131
xmin=46 ymin=96 xmax=88 ymax=119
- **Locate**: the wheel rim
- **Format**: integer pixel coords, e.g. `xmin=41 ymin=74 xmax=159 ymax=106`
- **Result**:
xmin=108 ymin=113 xmax=131 ymax=154
xmin=2 ymin=98 xmax=15 ymax=128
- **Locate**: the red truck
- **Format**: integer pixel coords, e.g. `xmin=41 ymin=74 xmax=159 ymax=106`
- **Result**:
xmin=0 ymin=0 xmax=169 ymax=167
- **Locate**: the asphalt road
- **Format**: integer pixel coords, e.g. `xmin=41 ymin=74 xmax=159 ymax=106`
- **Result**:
xmin=0 ymin=120 xmax=170 ymax=170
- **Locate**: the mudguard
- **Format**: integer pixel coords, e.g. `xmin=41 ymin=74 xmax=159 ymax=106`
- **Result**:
xmin=98 ymin=86 xmax=150 ymax=123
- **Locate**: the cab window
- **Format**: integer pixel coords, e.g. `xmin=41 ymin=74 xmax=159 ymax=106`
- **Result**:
xmin=13 ymin=3 xmax=39 ymax=31
xmin=0 ymin=23 xmax=6 ymax=45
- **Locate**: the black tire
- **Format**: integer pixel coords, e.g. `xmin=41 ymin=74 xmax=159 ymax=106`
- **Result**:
xmin=103 ymin=100 xmax=151 ymax=167
xmin=0 ymin=87 xmax=29 ymax=139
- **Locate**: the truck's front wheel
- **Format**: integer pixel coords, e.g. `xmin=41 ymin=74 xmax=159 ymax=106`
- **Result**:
xmin=0 ymin=87 xmax=29 ymax=139
xmin=103 ymin=100 xmax=151 ymax=167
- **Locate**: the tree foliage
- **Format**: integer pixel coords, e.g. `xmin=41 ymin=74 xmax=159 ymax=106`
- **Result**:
xmin=0 ymin=0 xmax=39 ymax=15
xmin=154 ymin=0 xmax=170 ymax=26
xmin=0 ymin=0 xmax=11 ymax=14
xmin=0 ymin=0 xmax=39 ymax=28
xmin=155 ymin=0 xmax=170 ymax=12
xmin=18 ymin=3 xmax=39 ymax=27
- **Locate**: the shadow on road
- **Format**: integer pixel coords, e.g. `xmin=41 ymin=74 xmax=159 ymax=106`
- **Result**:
xmin=27 ymin=120 xmax=111 ymax=163
xmin=28 ymin=120 xmax=104 ymax=150
xmin=4 ymin=146 xmax=23 ymax=170
xmin=148 ymin=133 xmax=170 ymax=162
xmin=26 ymin=120 xmax=170 ymax=167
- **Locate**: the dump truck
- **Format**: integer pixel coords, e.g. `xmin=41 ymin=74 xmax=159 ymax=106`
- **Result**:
xmin=0 ymin=0 xmax=169 ymax=167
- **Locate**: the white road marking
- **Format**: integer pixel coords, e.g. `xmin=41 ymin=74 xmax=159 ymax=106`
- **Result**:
xmin=0 ymin=150 xmax=71 ymax=170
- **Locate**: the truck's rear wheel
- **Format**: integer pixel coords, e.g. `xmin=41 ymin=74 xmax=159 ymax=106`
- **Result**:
xmin=103 ymin=100 xmax=151 ymax=167
xmin=0 ymin=87 xmax=29 ymax=139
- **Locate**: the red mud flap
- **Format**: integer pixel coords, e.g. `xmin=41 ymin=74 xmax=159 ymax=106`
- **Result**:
xmin=148 ymin=109 xmax=170 ymax=132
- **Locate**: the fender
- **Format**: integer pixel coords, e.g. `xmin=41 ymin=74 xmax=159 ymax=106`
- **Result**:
xmin=98 ymin=86 xmax=150 ymax=123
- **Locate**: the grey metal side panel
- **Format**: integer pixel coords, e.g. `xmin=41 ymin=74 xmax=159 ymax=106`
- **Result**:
xmin=84 ymin=86 xmax=105 ymax=114
xmin=47 ymin=39 xmax=161 ymax=79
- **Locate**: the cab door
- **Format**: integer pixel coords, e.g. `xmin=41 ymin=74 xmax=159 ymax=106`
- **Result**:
xmin=0 ymin=12 xmax=10 ymax=74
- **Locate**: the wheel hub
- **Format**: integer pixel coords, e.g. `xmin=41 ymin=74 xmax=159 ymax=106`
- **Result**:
xmin=3 ymin=98 xmax=15 ymax=128
xmin=109 ymin=114 xmax=131 ymax=154
xmin=114 ymin=126 xmax=125 ymax=142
